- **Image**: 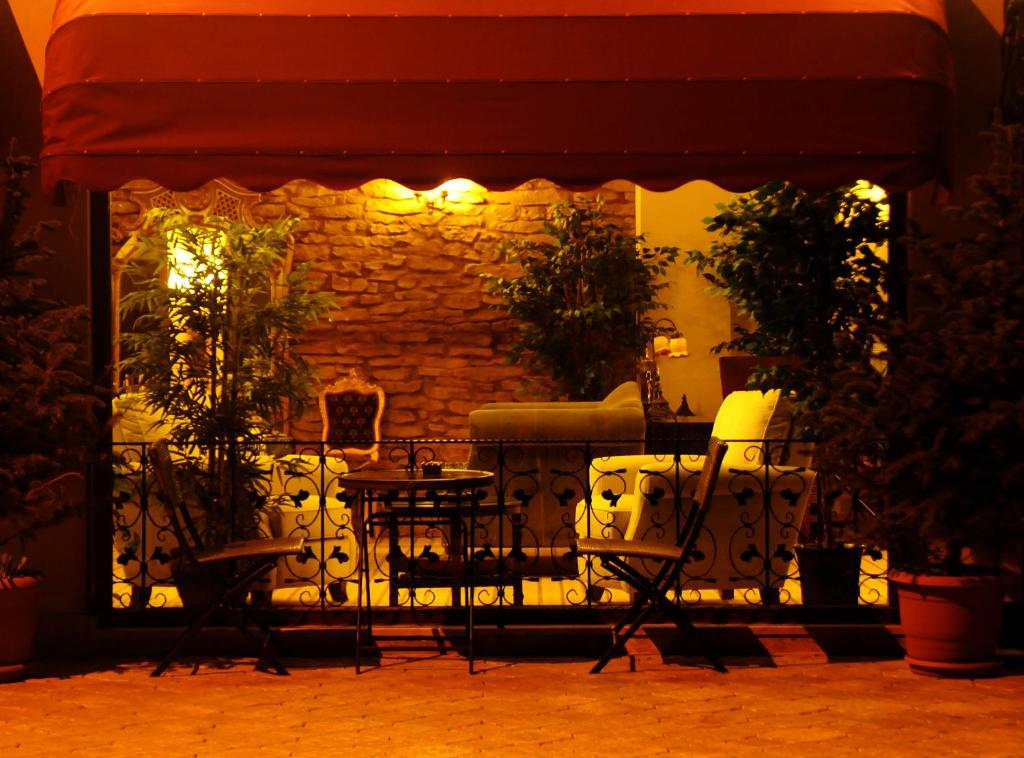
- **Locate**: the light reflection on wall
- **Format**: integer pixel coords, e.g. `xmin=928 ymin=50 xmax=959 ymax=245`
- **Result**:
xmin=166 ymin=227 xmax=223 ymax=291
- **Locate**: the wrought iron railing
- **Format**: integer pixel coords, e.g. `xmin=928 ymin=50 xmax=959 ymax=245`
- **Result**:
xmin=104 ymin=437 xmax=888 ymax=616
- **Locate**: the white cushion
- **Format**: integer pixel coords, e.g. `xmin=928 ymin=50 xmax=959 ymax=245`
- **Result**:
xmin=711 ymin=389 xmax=781 ymax=467
xmin=112 ymin=393 xmax=177 ymax=444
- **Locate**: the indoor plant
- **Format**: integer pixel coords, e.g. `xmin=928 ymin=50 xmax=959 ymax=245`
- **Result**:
xmin=0 ymin=146 xmax=100 ymax=680
xmin=483 ymin=197 xmax=678 ymax=400
xmin=686 ymin=180 xmax=890 ymax=604
xmin=118 ymin=210 xmax=331 ymax=549
xmin=685 ymin=180 xmax=889 ymax=420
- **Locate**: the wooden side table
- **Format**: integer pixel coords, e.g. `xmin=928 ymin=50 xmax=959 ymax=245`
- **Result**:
xmin=645 ymin=416 xmax=715 ymax=456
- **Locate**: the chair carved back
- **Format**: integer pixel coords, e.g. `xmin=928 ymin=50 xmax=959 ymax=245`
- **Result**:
xmin=319 ymin=369 xmax=385 ymax=462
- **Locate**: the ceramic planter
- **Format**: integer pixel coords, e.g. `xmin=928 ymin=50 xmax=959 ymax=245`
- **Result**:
xmin=0 ymin=575 xmax=43 ymax=682
xmin=890 ymin=569 xmax=1007 ymax=678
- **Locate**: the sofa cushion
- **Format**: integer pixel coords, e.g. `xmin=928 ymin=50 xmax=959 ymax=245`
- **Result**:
xmin=711 ymin=389 xmax=781 ymax=467
xmin=599 ymin=380 xmax=643 ymax=410
xmin=112 ymin=393 xmax=177 ymax=444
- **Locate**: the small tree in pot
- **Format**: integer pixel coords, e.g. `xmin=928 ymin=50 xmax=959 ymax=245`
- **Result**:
xmin=811 ymin=0 xmax=1024 ymax=675
xmin=483 ymin=197 xmax=678 ymax=401
xmin=119 ymin=210 xmax=331 ymax=552
xmin=686 ymin=180 xmax=890 ymax=604
xmin=810 ymin=118 xmax=1024 ymax=675
xmin=0 ymin=147 xmax=101 ymax=680
xmin=686 ymin=180 xmax=890 ymax=422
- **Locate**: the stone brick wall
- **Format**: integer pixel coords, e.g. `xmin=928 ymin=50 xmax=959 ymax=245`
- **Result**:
xmin=111 ymin=179 xmax=635 ymax=442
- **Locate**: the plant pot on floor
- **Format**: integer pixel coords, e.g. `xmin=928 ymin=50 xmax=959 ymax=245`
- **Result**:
xmin=890 ymin=569 xmax=1008 ymax=678
xmin=0 ymin=575 xmax=43 ymax=682
xmin=797 ymin=545 xmax=862 ymax=606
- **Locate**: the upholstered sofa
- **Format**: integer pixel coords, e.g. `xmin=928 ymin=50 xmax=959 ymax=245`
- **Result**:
xmin=467 ymin=381 xmax=646 ymax=577
xmin=579 ymin=389 xmax=816 ymax=601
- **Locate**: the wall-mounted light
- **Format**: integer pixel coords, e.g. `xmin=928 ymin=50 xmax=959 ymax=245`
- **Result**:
xmin=416 ymin=178 xmax=482 ymax=210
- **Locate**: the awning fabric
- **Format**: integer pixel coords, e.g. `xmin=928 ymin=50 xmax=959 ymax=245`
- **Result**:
xmin=41 ymin=0 xmax=955 ymax=199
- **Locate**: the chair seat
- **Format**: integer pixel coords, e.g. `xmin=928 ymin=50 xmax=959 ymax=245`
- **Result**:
xmin=196 ymin=536 xmax=305 ymax=564
xmin=573 ymin=536 xmax=684 ymax=563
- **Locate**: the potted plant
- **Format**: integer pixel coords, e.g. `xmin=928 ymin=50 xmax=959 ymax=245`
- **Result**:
xmin=118 ymin=210 xmax=331 ymax=562
xmin=686 ymin=180 xmax=890 ymax=604
xmin=812 ymin=0 xmax=1024 ymax=675
xmin=0 ymin=146 xmax=100 ymax=680
xmin=811 ymin=114 xmax=1023 ymax=673
xmin=483 ymin=197 xmax=678 ymax=401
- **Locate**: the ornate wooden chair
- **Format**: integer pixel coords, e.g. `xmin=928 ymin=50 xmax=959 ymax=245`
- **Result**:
xmin=572 ymin=437 xmax=729 ymax=673
xmin=319 ymin=369 xmax=385 ymax=465
xmin=147 ymin=439 xmax=305 ymax=677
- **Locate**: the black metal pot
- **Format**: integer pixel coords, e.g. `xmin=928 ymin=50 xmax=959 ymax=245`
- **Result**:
xmin=796 ymin=545 xmax=863 ymax=606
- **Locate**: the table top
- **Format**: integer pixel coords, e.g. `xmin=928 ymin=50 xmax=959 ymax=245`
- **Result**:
xmin=338 ymin=468 xmax=494 ymax=490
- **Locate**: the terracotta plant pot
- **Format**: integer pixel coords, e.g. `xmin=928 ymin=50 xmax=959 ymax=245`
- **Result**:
xmin=0 ymin=575 xmax=43 ymax=682
xmin=890 ymin=569 xmax=1007 ymax=678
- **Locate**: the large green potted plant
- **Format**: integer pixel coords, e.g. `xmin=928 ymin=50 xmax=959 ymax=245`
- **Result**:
xmin=119 ymin=210 xmax=331 ymax=556
xmin=483 ymin=197 xmax=678 ymax=401
xmin=0 ymin=147 xmax=100 ymax=680
xmin=812 ymin=0 xmax=1023 ymax=676
xmin=812 ymin=119 xmax=1023 ymax=675
xmin=686 ymin=180 xmax=890 ymax=604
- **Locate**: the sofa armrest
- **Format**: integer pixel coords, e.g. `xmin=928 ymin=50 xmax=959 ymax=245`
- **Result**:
xmin=469 ymin=407 xmax=646 ymax=442
xmin=479 ymin=401 xmax=601 ymax=410
xmin=637 ymin=460 xmax=817 ymax=500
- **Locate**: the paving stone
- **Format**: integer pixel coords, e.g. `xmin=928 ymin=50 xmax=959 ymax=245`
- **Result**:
xmin=2 ymin=659 xmax=1024 ymax=756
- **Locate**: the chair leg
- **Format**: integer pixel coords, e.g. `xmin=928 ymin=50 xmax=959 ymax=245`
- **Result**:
xmin=656 ymin=594 xmax=727 ymax=673
xmin=152 ymin=560 xmax=280 ymax=678
xmin=589 ymin=555 xmax=727 ymax=674
xmin=238 ymin=608 xmax=290 ymax=676
xmin=151 ymin=600 xmax=224 ymax=677
xmin=592 ymin=599 xmax=660 ymax=674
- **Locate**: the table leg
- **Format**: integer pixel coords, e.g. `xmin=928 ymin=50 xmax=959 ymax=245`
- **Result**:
xmin=388 ymin=511 xmax=399 ymax=607
xmin=355 ymin=489 xmax=368 ymax=672
xmin=450 ymin=512 xmax=462 ymax=608
xmin=468 ymin=489 xmax=476 ymax=674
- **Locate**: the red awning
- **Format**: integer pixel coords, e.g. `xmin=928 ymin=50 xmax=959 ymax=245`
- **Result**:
xmin=41 ymin=0 xmax=955 ymax=199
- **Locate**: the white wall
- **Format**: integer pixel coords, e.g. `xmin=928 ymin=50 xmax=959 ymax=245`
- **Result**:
xmin=636 ymin=182 xmax=737 ymax=418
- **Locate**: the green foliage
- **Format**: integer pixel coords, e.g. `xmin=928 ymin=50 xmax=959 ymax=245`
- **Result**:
xmin=686 ymin=181 xmax=889 ymax=428
xmin=809 ymin=124 xmax=1024 ymax=569
xmin=483 ymin=198 xmax=679 ymax=400
xmin=0 ymin=146 xmax=100 ymax=576
xmin=118 ymin=210 xmax=332 ymax=541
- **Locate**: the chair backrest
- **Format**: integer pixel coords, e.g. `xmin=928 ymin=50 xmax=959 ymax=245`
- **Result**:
xmin=693 ymin=436 xmax=728 ymax=516
xmin=318 ymin=369 xmax=385 ymax=462
xmin=149 ymin=438 xmax=205 ymax=568
xmin=671 ymin=436 xmax=729 ymax=554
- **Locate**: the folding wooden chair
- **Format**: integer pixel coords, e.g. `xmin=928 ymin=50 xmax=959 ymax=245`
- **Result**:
xmin=572 ymin=437 xmax=729 ymax=673
xmin=148 ymin=439 xmax=305 ymax=677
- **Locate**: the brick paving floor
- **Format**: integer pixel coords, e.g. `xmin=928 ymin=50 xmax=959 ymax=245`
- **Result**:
xmin=2 ymin=654 xmax=1023 ymax=757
